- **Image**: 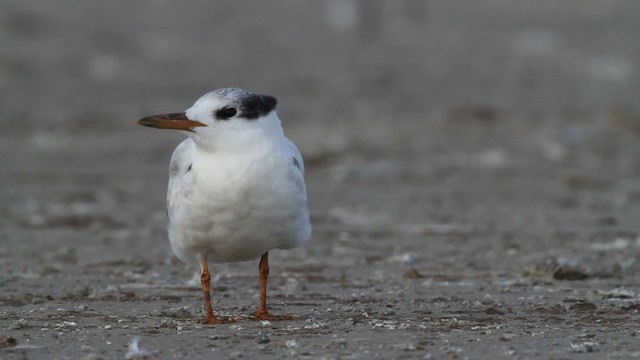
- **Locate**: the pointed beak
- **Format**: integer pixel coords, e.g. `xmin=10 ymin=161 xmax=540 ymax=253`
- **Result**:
xmin=138 ymin=113 xmax=206 ymax=131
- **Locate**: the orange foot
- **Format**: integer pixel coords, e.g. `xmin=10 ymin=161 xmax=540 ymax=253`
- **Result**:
xmin=252 ymin=311 xmax=295 ymax=321
xmin=198 ymin=315 xmax=239 ymax=325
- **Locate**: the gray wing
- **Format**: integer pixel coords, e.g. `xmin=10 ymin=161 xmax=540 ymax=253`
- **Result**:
xmin=284 ymin=137 xmax=305 ymax=175
xmin=283 ymin=137 xmax=307 ymax=199
xmin=167 ymin=138 xmax=196 ymax=219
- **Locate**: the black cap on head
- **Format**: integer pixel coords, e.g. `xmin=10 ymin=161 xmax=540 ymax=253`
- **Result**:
xmin=211 ymin=88 xmax=277 ymax=120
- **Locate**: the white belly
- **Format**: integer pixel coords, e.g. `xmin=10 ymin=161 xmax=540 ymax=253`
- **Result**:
xmin=167 ymin=150 xmax=310 ymax=264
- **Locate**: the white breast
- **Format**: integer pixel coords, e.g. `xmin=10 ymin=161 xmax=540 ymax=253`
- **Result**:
xmin=166 ymin=137 xmax=310 ymax=265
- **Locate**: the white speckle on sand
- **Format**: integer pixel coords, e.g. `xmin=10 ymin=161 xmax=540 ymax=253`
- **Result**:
xmin=124 ymin=338 xmax=151 ymax=360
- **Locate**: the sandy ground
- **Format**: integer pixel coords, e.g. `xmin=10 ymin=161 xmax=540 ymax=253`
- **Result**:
xmin=2 ymin=1 xmax=640 ymax=359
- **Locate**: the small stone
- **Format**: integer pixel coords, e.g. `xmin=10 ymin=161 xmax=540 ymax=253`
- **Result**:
xmin=10 ymin=319 xmax=29 ymax=330
xmin=562 ymin=297 xmax=586 ymax=303
xmin=485 ymin=307 xmax=505 ymax=315
xmin=524 ymin=257 xmax=590 ymax=281
xmin=600 ymin=287 xmax=637 ymax=299
xmin=568 ymin=302 xmax=597 ymax=312
xmin=326 ymin=339 xmax=348 ymax=348
xmin=0 ymin=336 xmax=17 ymax=348
xmin=499 ymin=334 xmax=515 ymax=341
xmin=554 ymin=265 xmax=589 ymax=281
xmin=120 ymin=292 xmax=136 ymax=301
xmin=124 ymin=338 xmax=151 ymax=360
xmin=392 ymin=342 xmax=417 ymax=351
xmin=258 ymin=334 xmax=270 ymax=344
xmin=403 ymin=268 xmax=423 ymax=279
xmin=75 ymin=304 xmax=93 ymax=312
xmin=480 ymin=298 xmax=494 ymax=306
xmin=570 ymin=342 xmax=598 ymax=353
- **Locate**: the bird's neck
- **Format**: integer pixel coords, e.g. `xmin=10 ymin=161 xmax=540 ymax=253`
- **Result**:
xmin=192 ymin=129 xmax=283 ymax=155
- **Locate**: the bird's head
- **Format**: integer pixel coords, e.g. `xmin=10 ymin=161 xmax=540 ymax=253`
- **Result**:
xmin=139 ymin=88 xmax=281 ymax=151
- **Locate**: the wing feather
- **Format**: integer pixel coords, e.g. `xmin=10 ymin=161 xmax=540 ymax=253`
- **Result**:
xmin=284 ymin=137 xmax=305 ymax=175
xmin=283 ymin=137 xmax=307 ymax=200
xmin=167 ymin=138 xmax=196 ymax=219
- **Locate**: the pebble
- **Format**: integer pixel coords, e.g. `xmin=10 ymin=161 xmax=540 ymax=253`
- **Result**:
xmin=258 ymin=334 xmax=270 ymax=344
xmin=0 ymin=336 xmax=17 ymax=348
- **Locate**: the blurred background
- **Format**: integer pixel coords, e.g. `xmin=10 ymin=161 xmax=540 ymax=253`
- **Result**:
xmin=3 ymin=1 xmax=639 ymax=133
xmin=3 ymin=0 xmax=640 ymax=229
xmin=3 ymin=0 xmax=640 ymax=263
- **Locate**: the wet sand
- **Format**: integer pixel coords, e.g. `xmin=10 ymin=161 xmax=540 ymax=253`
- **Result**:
xmin=2 ymin=1 xmax=640 ymax=359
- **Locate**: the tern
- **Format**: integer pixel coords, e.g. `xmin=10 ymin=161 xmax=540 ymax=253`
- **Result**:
xmin=138 ymin=88 xmax=311 ymax=324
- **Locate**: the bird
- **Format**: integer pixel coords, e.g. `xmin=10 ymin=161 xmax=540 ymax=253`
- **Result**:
xmin=138 ymin=88 xmax=311 ymax=324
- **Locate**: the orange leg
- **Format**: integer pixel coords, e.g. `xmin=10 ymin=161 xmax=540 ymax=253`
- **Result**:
xmin=253 ymin=252 xmax=294 ymax=321
xmin=198 ymin=256 xmax=235 ymax=324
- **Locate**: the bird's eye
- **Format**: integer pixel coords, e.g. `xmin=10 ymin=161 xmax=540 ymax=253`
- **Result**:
xmin=216 ymin=107 xmax=237 ymax=120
